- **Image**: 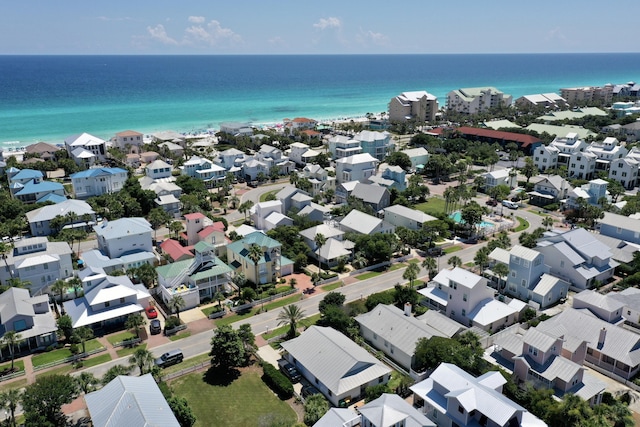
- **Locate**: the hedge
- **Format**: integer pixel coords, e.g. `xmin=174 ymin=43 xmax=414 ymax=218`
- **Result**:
xmin=261 ymin=363 xmax=294 ymax=399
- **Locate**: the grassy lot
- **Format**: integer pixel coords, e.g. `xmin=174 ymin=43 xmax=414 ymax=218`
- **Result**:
xmin=82 ymin=353 xmax=112 ymax=368
xmin=0 ymin=378 xmax=27 ymax=393
xmin=201 ymin=305 xmax=225 ymax=317
xmin=464 ymin=262 xmax=475 ymax=267
xmin=259 ymin=190 xmax=280 ymax=202
xmin=0 ymin=360 xmax=25 ymax=373
xmin=263 ymin=294 xmax=302 ymax=311
xmin=32 ymin=347 xmax=76 ymax=368
xmin=169 ymin=331 xmax=192 ymax=341
xmin=356 ymin=271 xmax=381 ymax=280
xmin=171 ymin=368 xmax=297 ymax=427
xmin=388 ymin=263 xmax=406 ymax=271
xmin=514 ymin=216 xmax=529 ymax=232
xmin=163 ymin=354 xmax=211 ymax=376
xmin=215 ymin=309 xmax=258 ymax=327
xmin=415 ymin=197 xmax=446 ymax=216
xmin=36 ymin=364 xmax=73 ymax=378
xmin=444 ymin=245 xmax=462 ymax=254
xmin=320 ymin=281 xmax=343 ymax=292
xmin=107 ymin=331 xmax=137 ymax=346
xmin=116 ymin=343 xmax=148 ymax=358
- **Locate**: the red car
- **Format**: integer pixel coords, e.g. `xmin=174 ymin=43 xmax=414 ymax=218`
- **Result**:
xmin=145 ymin=306 xmax=158 ymax=319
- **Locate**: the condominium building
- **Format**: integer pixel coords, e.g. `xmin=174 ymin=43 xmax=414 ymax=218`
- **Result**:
xmin=388 ymin=90 xmax=438 ymax=123
xmin=446 ymin=87 xmax=512 ymax=114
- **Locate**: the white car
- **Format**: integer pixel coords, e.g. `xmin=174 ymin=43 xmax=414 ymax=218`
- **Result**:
xmin=502 ymin=200 xmax=519 ymax=210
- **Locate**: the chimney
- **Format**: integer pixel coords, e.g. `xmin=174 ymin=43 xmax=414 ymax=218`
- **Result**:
xmin=404 ymin=302 xmax=412 ymax=317
xmin=598 ymin=327 xmax=607 ymax=347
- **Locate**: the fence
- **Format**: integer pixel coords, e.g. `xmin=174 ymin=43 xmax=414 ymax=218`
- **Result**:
xmin=32 ymin=347 xmax=107 ymax=372
xmin=231 ymin=288 xmax=298 ymax=313
xmin=161 ymin=360 xmax=212 ymax=382
xmin=207 ymin=308 xmax=227 ymax=319
xmin=112 ymin=337 xmax=142 ymax=348
xmin=0 ymin=369 xmax=25 ymax=382
xmin=164 ymin=324 xmax=188 ymax=337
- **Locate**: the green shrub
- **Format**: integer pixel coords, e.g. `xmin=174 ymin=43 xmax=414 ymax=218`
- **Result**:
xmin=69 ymin=343 xmax=79 ymax=355
xmin=543 ymin=203 xmax=559 ymax=211
xmin=261 ymin=363 xmax=293 ymax=399
xmin=165 ymin=316 xmax=181 ymax=329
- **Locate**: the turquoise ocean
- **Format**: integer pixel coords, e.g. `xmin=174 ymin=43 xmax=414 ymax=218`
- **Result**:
xmin=1 ymin=54 xmax=639 ymax=147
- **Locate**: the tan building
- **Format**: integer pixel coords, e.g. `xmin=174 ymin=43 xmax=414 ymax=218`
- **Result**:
xmin=560 ymin=85 xmax=614 ymax=105
xmin=446 ymin=86 xmax=512 ymax=114
xmin=114 ymin=130 xmax=144 ymax=153
xmin=388 ymin=90 xmax=438 ymax=123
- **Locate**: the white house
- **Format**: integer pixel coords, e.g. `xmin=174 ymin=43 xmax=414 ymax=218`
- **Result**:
xmin=401 ymin=147 xmax=430 ymax=169
xmin=145 ymin=159 xmax=173 ymax=180
xmin=383 ymin=204 xmax=437 ymax=231
xmin=482 ymin=168 xmax=517 ymax=190
xmin=327 ymin=135 xmax=362 ymax=159
xmin=0 ymin=237 xmax=73 ymax=296
xmin=63 ymin=267 xmax=151 ymax=330
xmin=335 ymin=153 xmax=379 ymax=184
xmin=280 ymin=326 xmax=392 ymax=407
xmin=608 ymin=157 xmax=639 ymax=189
xmin=411 ymin=363 xmax=546 ymax=427
xmin=339 ymin=209 xmax=395 ymax=235
xmin=94 ymin=217 xmax=153 ymax=259
xmin=70 ymin=167 xmax=128 ymax=199
xmin=567 ymin=151 xmax=597 ymax=180
xmin=26 ymin=199 xmax=96 ymax=237
xmin=64 ymin=133 xmax=107 ymax=167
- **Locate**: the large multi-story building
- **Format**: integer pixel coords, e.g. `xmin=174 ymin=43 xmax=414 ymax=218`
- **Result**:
xmin=352 ymin=130 xmax=392 ymax=161
xmin=560 ymin=85 xmax=614 ymax=105
xmin=64 ymin=133 xmax=107 ymax=167
xmin=388 ymin=90 xmax=438 ymax=124
xmin=446 ymin=87 xmax=512 ymax=114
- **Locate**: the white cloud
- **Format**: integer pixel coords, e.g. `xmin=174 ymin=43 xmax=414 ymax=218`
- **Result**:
xmin=313 ymin=17 xmax=341 ymax=30
xmin=188 ymin=16 xmax=205 ymax=24
xmin=356 ymin=29 xmax=390 ymax=47
xmin=184 ymin=19 xmax=242 ymax=46
xmin=146 ymin=24 xmax=179 ymax=46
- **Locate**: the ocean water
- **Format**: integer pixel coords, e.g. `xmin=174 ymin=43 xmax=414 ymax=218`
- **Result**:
xmin=1 ymin=54 xmax=639 ymax=147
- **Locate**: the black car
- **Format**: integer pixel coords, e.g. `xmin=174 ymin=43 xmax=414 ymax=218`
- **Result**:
xmin=301 ymin=384 xmax=320 ymax=398
xmin=280 ymin=362 xmax=302 ymax=383
xmin=149 ymin=319 xmax=162 ymax=335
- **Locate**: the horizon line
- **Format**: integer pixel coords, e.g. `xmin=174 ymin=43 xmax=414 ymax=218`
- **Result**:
xmin=1 ymin=52 xmax=640 ymax=57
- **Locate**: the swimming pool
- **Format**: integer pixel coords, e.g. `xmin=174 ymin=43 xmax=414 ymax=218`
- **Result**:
xmin=449 ymin=211 xmax=494 ymax=228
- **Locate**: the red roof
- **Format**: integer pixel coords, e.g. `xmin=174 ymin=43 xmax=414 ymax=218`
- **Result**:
xmin=184 ymin=212 xmax=205 ymax=221
xmin=301 ymin=130 xmax=321 ymax=137
xmin=293 ymin=117 xmax=316 ymax=123
xmin=159 ymin=239 xmax=193 ymax=262
xmin=445 ymin=126 xmax=542 ymax=148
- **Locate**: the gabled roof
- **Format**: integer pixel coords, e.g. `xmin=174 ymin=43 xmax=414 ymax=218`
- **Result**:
xmin=351 ymin=183 xmax=388 ymax=205
xmin=26 ymin=199 xmax=94 ymax=223
xmin=355 ymin=304 xmax=447 ymax=357
xmin=65 ymin=132 xmax=106 ymax=147
xmin=601 ymin=212 xmax=640 ymax=233
xmin=339 ymin=210 xmax=385 ymax=235
xmin=94 ymin=218 xmax=152 ymax=240
xmin=14 ymin=180 xmax=64 ymax=196
xmin=335 ymin=153 xmax=379 ymax=165
xmin=85 ymin=374 xmax=180 ymax=427
xmin=281 ymin=326 xmax=391 ymax=395
xmin=573 ymin=289 xmax=625 ymax=313
xmin=359 ymin=393 xmax=434 ymax=427
xmin=71 ymin=167 xmax=127 ymax=179
xmin=11 ymin=169 xmax=43 ymax=181
xmin=417 ymin=310 xmax=466 ymax=337
xmin=383 ymin=204 xmax=437 ymax=224
xmin=299 ymin=224 xmax=344 ymax=241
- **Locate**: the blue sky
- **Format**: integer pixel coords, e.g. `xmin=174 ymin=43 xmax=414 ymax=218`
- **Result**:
xmin=1 ymin=0 xmax=638 ymax=55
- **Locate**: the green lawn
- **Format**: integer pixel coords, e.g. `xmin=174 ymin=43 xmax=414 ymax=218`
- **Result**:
xmin=215 ymin=308 xmax=258 ymax=327
xmin=464 ymin=262 xmax=475 ymax=267
xmin=82 ymin=353 xmax=112 ymax=368
xmin=259 ymin=190 xmax=280 ymax=202
xmin=169 ymin=331 xmax=192 ymax=341
xmin=444 ymin=245 xmax=462 ymax=254
xmin=356 ymin=271 xmax=381 ymax=280
xmin=171 ymin=369 xmax=296 ymax=427
xmin=0 ymin=378 xmax=27 ymax=393
xmin=263 ymin=294 xmax=302 ymax=311
xmin=116 ymin=343 xmax=148 ymax=358
xmin=514 ymin=216 xmax=530 ymax=232
xmin=201 ymin=305 xmax=225 ymax=317
xmin=32 ymin=347 xmax=75 ymax=368
xmin=0 ymin=360 xmax=25 ymax=373
xmin=320 ymin=281 xmax=343 ymax=292
xmin=415 ymin=197 xmax=446 ymax=215
xmin=163 ymin=354 xmax=211 ymax=376
xmin=388 ymin=263 xmax=406 ymax=271
xmin=107 ymin=331 xmax=137 ymax=346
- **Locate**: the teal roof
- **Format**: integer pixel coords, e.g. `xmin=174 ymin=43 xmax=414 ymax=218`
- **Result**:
xmin=194 ymin=241 xmax=214 ymax=253
xmin=226 ymin=232 xmax=282 ymax=265
xmin=156 ymin=257 xmax=232 ymax=280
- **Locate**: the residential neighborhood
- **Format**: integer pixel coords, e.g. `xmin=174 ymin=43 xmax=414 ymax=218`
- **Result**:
xmin=2 ymin=80 xmax=640 ymax=427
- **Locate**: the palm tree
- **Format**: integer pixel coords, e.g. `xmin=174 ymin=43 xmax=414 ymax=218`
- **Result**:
xmin=0 ymin=242 xmax=13 ymax=279
xmin=277 ymin=304 xmax=305 ymax=339
xmin=352 ymin=252 xmax=367 ymax=270
xmin=229 ymin=194 xmax=240 ymax=210
xmin=0 ymin=388 xmax=21 ymax=427
xmin=213 ymin=291 xmax=225 ymax=310
xmin=169 ymin=295 xmax=186 ymax=320
xmin=238 ymin=201 xmax=254 ymax=223
xmin=247 ymin=244 xmax=263 ymax=287
xmin=473 ymin=246 xmax=491 ymax=272
xmin=402 ymin=262 xmax=421 ymax=288
xmin=289 ymin=278 xmax=297 ymax=289
xmin=168 ymin=220 xmax=184 ymax=239
xmin=75 ymin=372 xmax=98 ymax=394
xmin=447 ymin=255 xmax=462 ymax=269
xmin=74 ymin=326 xmax=94 ymax=354
xmin=232 ymin=272 xmax=247 ymax=299
xmin=68 ymin=276 xmax=82 ymax=298
xmin=51 ymin=279 xmax=67 ymax=314
xmin=492 ymin=262 xmax=509 ymax=291
xmin=129 ymin=348 xmax=155 ymax=376
xmin=0 ymin=331 xmax=22 ymax=371
xmin=314 ymin=233 xmax=327 ymax=276
xmin=125 ymin=313 xmax=145 ymax=338
xmin=421 ymin=257 xmax=438 ymax=279
xmin=542 ymin=216 xmax=554 ymax=230
xmin=135 ymin=263 xmax=158 ymax=289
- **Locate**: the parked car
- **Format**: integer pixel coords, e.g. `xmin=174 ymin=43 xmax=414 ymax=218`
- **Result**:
xmin=502 ymin=200 xmax=519 ymax=210
xmin=149 ymin=319 xmax=162 ymax=335
xmin=154 ymin=349 xmax=184 ymax=368
xmin=486 ymin=198 xmax=498 ymax=207
xmin=301 ymin=384 xmax=320 ymax=398
xmin=278 ymin=360 xmax=301 ymax=383
xmin=145 ymin=306 xmax=158 ymax=319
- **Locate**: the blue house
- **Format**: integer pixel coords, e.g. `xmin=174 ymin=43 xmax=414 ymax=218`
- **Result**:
xmin=70 ymin=167 xmax=128 ymax=199
xmin=599 ymin=212 xmax=640 ymax=245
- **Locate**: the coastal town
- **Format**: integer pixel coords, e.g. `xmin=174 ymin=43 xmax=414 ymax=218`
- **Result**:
xmin=2 ymin=81 xmax=640 ymax=427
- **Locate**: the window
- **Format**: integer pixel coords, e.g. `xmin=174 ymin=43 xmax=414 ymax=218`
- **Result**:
xmin=623 ymin=172 xmax=628 ymax=177
xmin=120 ymin=297 xmax=125 ymax=303
xmin=521 ymin=279 xmax=527 ymax=287
xmin=511 ymin=271 xmax=516 ymax=278
xmin=373 ymin=333 xmax=377 ymax=340
xmin=458 ymin=405 xmax=464 ymax=414
xmin=560 ymin=261 xmax=564 ymax=268
xmin=463 ymin=293 xmax=468 ymax=302
xmin=105 ymin=301 xmax=110 ymax=308
xmin=528 ymin=346 xmax=538 ymax=356
xmin=461 ymin=309 xmax=466 ymax=316
xmin=378 ymin=376 xmax=384 ymax=383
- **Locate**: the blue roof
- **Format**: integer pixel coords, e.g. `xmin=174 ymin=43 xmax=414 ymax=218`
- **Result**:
xmin=71 ymin=167 xmax=127 ymax=179
xmin=15 ymin=180 xmax=64 ymax=196
xmin=11 ymin=169 xmax=43 ymax=181
xmin=36 ymin=193 xmax=68 ymax=204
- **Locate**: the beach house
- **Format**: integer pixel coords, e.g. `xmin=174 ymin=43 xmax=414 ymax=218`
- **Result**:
xmin=26 ymin=199 xmax=96 ymax=237
xmin=70 ymin=167 xmax=128 ymax=199
xmin=113 ymin=130 xmax=144 ymax=154
xmin=446 ymin=87 xmax=513 ymax=114
xmin=64 ymin=132 xmax=107 ymax=167
xmin=352 ymin=130 xmax=392 ymax=161
xmin=226 ymin=231 xmax=294 ymax=285
xmin=335 ymin=153 xmax=379 ymax=184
